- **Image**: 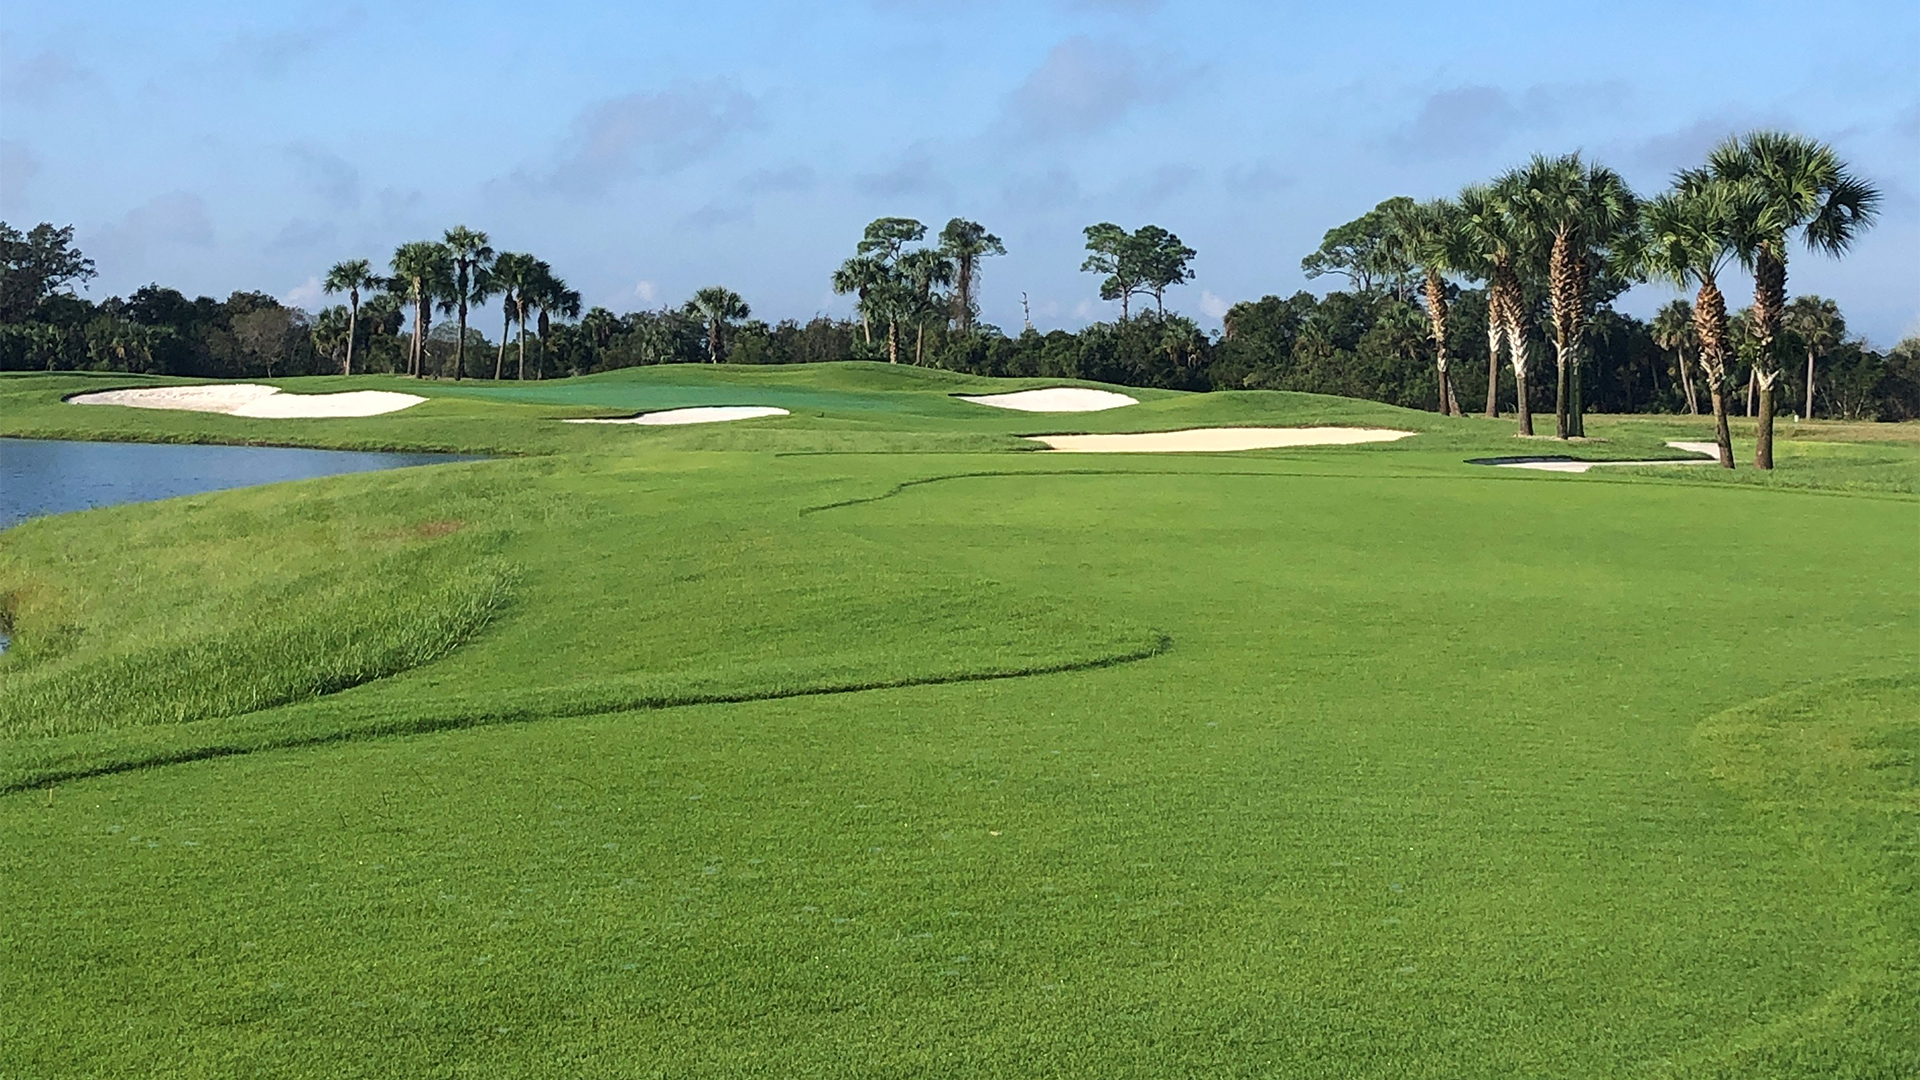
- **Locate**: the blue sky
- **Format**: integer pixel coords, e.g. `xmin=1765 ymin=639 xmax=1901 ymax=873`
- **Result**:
xmin=4 ymin=0 xmax=1916 ymax=345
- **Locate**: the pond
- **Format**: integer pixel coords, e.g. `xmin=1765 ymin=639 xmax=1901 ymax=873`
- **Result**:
xmin=0 ymin=438 xmax=480 ymax=529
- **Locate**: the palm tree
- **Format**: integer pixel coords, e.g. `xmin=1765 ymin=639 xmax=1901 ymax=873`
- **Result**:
xmin=580 ymin=306 xmax=619 ymax=356
xmin=1707 ymin=131 xmax=1880 ymax=468
xmin=1508 ymin=153 xmax=1638 ymax=439
xmin=488 ymin=253 xmax=540 ymax=379
xmin=938 ymin=218 xmax=1005 ymax=334
xmin=831 ymin=256 xmax=887 ymax=345
xmin=685 ymin=287 xmax=749 ymax=362
xmin=322 ymin=258 xmax=381 ymax=377
xmin=441 ymin=226 xmax=494 ymax=381
xmin=1457 ymin=182 xmax=1534 ymax=433
xmin=532 ymin=274 xmax=582 ymax=379
xmin=1640 ymin=174 xmax=1759 ymax=469
xmin=1389 ymin=198 xmax=1466 ymax=415
xmin=390 ymin=241 xmax=453 ymax=378
xmin=899 ymin=248 xmax=955 ymax=366
xmin=1783 ymin=295 xmax=1844 ymax=420
xmin=1651 ymin=299 xmax=1700 ymax=415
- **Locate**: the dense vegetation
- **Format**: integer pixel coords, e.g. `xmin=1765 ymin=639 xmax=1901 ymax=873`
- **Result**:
xmin=3 ymin=130 xmax=1915 ymax=444
xmin=1 ymin=363 xmax=1914 ymax=1077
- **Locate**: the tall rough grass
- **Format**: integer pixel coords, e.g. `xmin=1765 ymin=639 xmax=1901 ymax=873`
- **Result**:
xmin=0 ymin=549 xmax=512 ymax=739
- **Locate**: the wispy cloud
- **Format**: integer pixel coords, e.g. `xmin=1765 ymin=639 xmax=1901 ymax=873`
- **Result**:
xmin=999 ymin=166 xmax=1083 ymax=212
xmin=1385 ymin=82 xmax=1626 ymax=162
xmin=997 ymin=37 xmax=1197 ymax=142
xmin=855 ymin=151 xmax=950 ymax=199
xmin=519 ymin=81 xmax=762 ymax=197
xmin=1223 ymin=160 xmax=1296 ymax=197
xmin=285 ymin=143 xmax=361 ymax=209
xmin=1127 ymin=163 xmax=1200 ymax=206
xmin=217 ymin=7 xmax=367 ymax=78
xmin=267 ymin=217 xmax=337 ymax=254
xmin=680 ymin=201 xmax=753 ymax=231
xmin=740 ymin=164 xmax=816 ymax=195
xmin=1612 ymin=114 xmax=1783 ymax=176
xmin=1 ymin=50 xmax=96 ymax=104
xmin=0 ymin=140 xmax=41 ymax=209
xmin=91 ymin=192 xmax=216 ymax=268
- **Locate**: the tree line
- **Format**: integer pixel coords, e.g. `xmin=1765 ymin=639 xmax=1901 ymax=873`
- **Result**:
xmin=3 ymin=129 xmax=1914 ymax=441
xmin=1327 ymin=130 xmax=1886 ymax=469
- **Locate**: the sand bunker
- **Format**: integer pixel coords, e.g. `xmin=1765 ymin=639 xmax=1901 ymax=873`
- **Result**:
xmin=565 ymin=406 xmax=791 ymax=426
xmin=70 ymin=384 xmax=425 ymax=418
xmin=959 ymin=388 xmax=1139 ymax=412
xmin=1027 ymin=427 xmax=1417 ymax=453
xmin=1476 ymin=441 xmax=1721 ymax=473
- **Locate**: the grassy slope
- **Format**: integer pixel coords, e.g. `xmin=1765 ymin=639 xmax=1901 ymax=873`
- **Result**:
xmin=0 ymin=366 xmax=1915 ymax=1078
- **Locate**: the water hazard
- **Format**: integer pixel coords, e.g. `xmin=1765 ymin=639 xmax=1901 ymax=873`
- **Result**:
xmin=0 ymin=437 xmax=478 ymax=529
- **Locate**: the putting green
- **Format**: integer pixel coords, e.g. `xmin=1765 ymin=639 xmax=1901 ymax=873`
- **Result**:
xmin=0 ymin=366 xmax=1914 ymax=1078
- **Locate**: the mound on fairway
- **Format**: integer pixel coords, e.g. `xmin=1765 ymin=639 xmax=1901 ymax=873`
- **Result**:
xmin=958 ymin=387 xmax=1139 ymax=412
xmin=70 ymin=384 xmax=425 ymax=418
xmin=1028 ymin=426 xmax=1416 ymax=453
xmin=564 ymin=405 xmax=792 ymax=425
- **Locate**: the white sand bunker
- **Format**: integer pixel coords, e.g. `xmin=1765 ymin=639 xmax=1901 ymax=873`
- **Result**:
xmin=70 ymin=383 xmax=425 ymax=418
xmin=1028 ymin=427 xmax=1417 ymax=453
xmin=959 ymin=388 xmax=1139 ymax=412
xmin=1483 ymin=440 xmax=1721 ymax=473
xmin=565 ymin=406 xmax=791 ymax=426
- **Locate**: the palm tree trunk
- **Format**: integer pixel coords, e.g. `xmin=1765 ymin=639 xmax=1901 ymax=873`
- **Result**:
xmin=709 ymin=323 xmax=719 ymax=363
xmin=418 ymin=303 xmax=432 ymax=379
xmin=409 ymin=296 xmax=423 ymax=377
xmin=1485 ymin=320 xmax=1501 ymax=418
xmin=1423 ymin=271 xmax=1451 ymax=416
xmin=1505 ymin=303 xmax=1533 ymax=437
xmin=1569 ymin=348 xmax=1584 ymax=438
xmin=1745 ymin=367 xmax=1755 ymax=417
xmin=1755 ymin=373 xmax=1777 ymax=469
xmin=1695 ymin=280 xmax=1736 ymax=469
xmin=1679 ymin=347 xmax=1698 ymax=415
xmin=496 ymin=309 xmax=509 ymax=380
xmin=344 ymin=297 xmax=358 ymax=377
xmin=1803 ymin=345 xmax=1816 ymax=420
xmin=887 ymin=320 xmax=899 ymax=364
xmin=915 ymin=321 xmax=925 ymax=366
xmin=1708 ymin=384 xmax=1734 ymax=468
xmin=1553 ymin=340 xmax=1571 ymax=438
xmin=455 ymin=298 xmax=467 ymax=381
xmin=516 ymin=310 xmax=526 ymax=380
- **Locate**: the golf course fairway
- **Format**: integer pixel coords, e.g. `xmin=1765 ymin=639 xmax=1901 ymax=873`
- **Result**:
xmin=1 ymin=364 xmax=1914 ymax=1078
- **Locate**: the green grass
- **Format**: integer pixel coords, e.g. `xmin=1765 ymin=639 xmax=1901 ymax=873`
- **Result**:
xmin=0 ymin=365 xmax=1915 ymax=1077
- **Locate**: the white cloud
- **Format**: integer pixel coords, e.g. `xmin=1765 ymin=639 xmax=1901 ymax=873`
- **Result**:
xmin=282 ymin=275 xmax=324 ymax=311
xmin=634 ymin=280 xmax=658 ymax=304
xmin=1199 ymin=290 xmax=1229 ymax=319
